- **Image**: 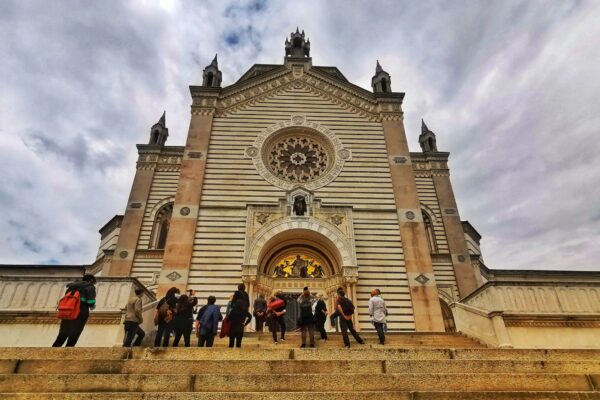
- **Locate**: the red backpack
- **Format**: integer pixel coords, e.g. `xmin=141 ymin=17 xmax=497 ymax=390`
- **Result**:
xmin=57 ymin=290 xmax=81 ymax=320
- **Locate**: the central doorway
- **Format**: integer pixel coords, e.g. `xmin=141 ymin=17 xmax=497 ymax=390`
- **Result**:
xmin=281 ymin=293 xmax=300 ymax=331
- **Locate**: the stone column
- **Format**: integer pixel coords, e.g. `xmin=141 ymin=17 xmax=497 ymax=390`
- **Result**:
xmin=378 ymin=95 xmax=445 ymax=332
xmin=489 ymin=311 xmax=513 ymax=348
xmin=109 ymin=146 xmax=160 ymax=276
xmin=156 ymin=88 xmax=219 ymax=297
xmin=429 ymin=153 xmax=480 ymax=298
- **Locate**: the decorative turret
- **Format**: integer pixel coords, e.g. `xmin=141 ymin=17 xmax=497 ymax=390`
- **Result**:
xmin=202 ymin=54 xmax=222 ymax=87
xmin=419 ymin=119 xmax=438 ymax=152
xmin=149 ymin=111 xmax=168 ymax=146
xmin=371 ymin=60 xmax=392 ymax=93
xmin=285 ymin=27 xmax=310 ymax=58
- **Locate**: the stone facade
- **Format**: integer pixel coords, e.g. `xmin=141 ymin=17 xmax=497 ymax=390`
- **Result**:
xmin=2 ymin=31 xmax=598 ymax=346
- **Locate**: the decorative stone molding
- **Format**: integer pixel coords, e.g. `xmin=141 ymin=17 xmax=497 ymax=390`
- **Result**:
xmin=0 ymin=311 xmax=123 ymax=325
xmin=245 ymin=215 xmax=357 ymax=267
xmin=214 ymin=68 xmax=381 ymax=121
xmin=249 ymin=115 xmax=350 ymax=191
xmin=503 ymin=315 xmax=600 ymax=328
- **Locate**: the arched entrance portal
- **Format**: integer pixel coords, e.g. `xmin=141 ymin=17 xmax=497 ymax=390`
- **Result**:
xmin=242 ymin=221 xmax=358 ymax=331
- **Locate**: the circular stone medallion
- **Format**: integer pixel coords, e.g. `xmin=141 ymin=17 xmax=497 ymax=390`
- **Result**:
xmin=180 ymin=207 xmax=191 ymax=216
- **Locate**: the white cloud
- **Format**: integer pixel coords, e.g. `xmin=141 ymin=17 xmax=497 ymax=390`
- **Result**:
xmin=0 ymin=0 xmax=598 ymax=271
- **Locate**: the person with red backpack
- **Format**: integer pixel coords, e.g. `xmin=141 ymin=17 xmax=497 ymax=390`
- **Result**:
xmin=52 ymin=274 xmax=97 ymax=347
xmin=267 ymin=290 xmax=287 ymax=344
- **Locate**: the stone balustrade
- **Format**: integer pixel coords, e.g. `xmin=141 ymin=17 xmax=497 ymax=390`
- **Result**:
xmin=462 ymin=282 xmax=600 ymax=315
xmin=0 ymin=276 xmax=155 ymax=347
xmin=0 ymin=276 xmax=154 ymax=313
xmin=453 ymin=280 xmax=600 ymax=349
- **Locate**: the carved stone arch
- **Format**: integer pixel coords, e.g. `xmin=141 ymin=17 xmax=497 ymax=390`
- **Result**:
xmin=420 ymin=203 xmax=438 ymax=224
xmin=149 ymin=197 xmax=175 ymax=221
xmin=245 ymin=216 xmax=357 ymax=267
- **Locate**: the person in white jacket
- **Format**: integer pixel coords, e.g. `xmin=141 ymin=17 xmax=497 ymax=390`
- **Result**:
xmin=368 ymin=289 xmax=387 ymax=345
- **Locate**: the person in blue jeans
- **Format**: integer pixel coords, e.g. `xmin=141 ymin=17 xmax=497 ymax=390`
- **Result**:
xmin=196 ymin=296 xmax=222 ymax=347
xmin=154 ymin=287 xmax=179 ymax=347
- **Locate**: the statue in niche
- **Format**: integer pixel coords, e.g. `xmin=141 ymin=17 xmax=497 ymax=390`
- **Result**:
xmin=313 ymin=265 xmax=325 ymax=278
xmin=293 ymin=195 xmax=307 ymax=216
xmin=291 ymin=254 xmax=307 ymax=277
xmin=273 ymin=264 xmax=286 ymax=278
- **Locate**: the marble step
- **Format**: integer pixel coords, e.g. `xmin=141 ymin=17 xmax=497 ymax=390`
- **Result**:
xmin=1 ymin=392 xmax=600 ymax=400
xmin=0 ymin=373 xmax=596 ymax=393
xmin=5 ymin=358 xmax=600 ymax=375
xmin=2 ymin=347 xmax=600 ymax=362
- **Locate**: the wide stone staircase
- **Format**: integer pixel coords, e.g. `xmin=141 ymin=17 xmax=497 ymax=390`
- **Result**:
xmin=0 ymin=332 xmax=599 ymax=399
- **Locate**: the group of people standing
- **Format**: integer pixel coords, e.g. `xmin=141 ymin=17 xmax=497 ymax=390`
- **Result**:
xmin=51 ymin=275 xmax=388 ymax=349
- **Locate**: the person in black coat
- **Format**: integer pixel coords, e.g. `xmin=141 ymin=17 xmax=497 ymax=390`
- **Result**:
xmin=253 ymin=294 xmax=267 ymax=332
xmin=314 ymin=293 xmax=328 ymax=341
xmin=232 ymin=283 xmax=250 ymax=311
xmin=52 ymin=274 xmax=97 ymax=347
xmin=227 ymin=299 xmax=252 ymax=348
xmin=172 ymin=294 xmax=198 ymax=347
xmin=297 ymin=287 xmax=316 ymax=348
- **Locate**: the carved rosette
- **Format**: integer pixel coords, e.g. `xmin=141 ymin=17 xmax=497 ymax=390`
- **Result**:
xmin=248 ymin=115 xmax=350 ymax=191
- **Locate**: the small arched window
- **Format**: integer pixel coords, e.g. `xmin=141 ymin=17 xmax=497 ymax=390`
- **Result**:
xmin=380 ymin=78 xmax=388 ymax=93
xmin=151 ymin=203 xmax=173 ymax=249
xmin=422 ymin=211 xmax=438 ymax=253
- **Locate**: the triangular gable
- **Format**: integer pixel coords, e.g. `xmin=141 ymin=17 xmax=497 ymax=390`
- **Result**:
xmin=217 ymin=65 xmax=380 ymax=121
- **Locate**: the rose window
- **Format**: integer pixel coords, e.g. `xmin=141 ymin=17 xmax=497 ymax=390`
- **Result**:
xmin=266 ymin=136 xmax=330 ymax=183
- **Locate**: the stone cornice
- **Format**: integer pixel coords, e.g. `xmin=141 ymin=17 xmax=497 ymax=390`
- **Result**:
xmin=479 ymin=264 xmax=600 ymax=283
xmin=210 ymin=63 xmax=404 ymax=121
xmin=503 ymin=314 xmax=600 ymax=328
xmin=0 ymin=311 xmax=123 ymax=325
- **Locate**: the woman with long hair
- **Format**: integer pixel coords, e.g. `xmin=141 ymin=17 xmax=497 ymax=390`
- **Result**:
xmin=154 ymin=287 xmax=180 ymax=347
xmin=172 ymin=294 xmax=195 ymax=347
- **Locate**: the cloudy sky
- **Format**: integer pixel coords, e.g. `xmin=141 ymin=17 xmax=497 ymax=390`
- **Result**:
xmin=1 ymin=0 xmax=599 ymax=271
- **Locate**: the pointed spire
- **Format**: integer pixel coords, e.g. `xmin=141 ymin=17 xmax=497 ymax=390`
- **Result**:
xmin=421 ymin=118 xmax=429 ymax=134
xmin=296 ymin=27 xmax=300 ymax=34
xmin=419 ymin=118 xmax=437 ymax=152
xmin=210 ymin=54 xmax=218 ymax=67
xmin=149 ymin=110 xmax=169 ymax=145
xmin=376 ymin=60 xmax=383 ymax=73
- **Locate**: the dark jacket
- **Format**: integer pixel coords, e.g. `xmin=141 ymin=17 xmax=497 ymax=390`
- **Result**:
xmin=232 ymin=290 xmax=250 ymax=310
xmin=228 ymin=304 xmax=252 ymax=335
xmin=156 ymin=295 xmax=177 ymax=311
xmin=253 ymin=297 xmax=267 ymax=314
xmin=66 ymin=281 xmax=96 ymax=315
xmin=315 ymin=299 xmax=327 ymax=322
xmin=297 ymin=296 xmax=315 ymax=327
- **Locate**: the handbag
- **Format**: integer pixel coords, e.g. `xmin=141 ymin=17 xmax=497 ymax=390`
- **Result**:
xmin=268 ymin=298 xmax=284 ymax=311
xmin=219 ymin=316 xmax=230 ymax=338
